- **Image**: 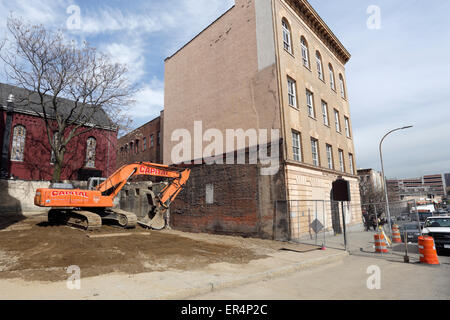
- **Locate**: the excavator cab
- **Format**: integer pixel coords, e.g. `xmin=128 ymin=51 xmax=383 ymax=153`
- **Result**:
xmin=87 ymin=177 xmax=107 ymax=191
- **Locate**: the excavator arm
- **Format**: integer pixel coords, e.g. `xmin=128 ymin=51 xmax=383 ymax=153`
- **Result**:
xmin=97 ymin=162 xmax=190 ymax=201
xmin=34 ymin=162 xmax=190 ymax=230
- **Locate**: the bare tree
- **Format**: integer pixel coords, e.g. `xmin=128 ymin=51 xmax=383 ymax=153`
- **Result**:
xmin=1 ymin=17 xmax=135 ymax=181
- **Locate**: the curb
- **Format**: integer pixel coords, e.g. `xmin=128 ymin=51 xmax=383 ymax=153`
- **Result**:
xmin=157 ymin=250 xmax=349 ymax=300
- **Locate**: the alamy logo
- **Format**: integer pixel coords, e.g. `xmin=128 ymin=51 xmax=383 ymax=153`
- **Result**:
xmin=66 ymin=265 xmax=81 ymax=290
xmin=367 ymin=5 xmax=381 ymax=30
xmin=366 ymin=265 xmax=381 ymax=290
xmin=171 ymin=121 xmax=280 ymax=176
xmin=66 ymin=5 xmax=81 ymax=30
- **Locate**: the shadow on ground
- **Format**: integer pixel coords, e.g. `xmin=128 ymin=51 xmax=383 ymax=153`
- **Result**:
xmin=0 ymin=181 xmax=25 ymax=230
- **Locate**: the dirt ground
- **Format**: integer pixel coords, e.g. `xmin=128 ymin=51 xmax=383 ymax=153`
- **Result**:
xmin=0 ymin=214 xmax=315 ymax=283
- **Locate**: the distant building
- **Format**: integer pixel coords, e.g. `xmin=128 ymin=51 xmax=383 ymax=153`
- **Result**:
xmin=116 ymin=113 xmax=162 ymax=168
xmin=357 ymin=168 xmax=385 ymax=204
xmin=357 ymin=169 xmax=384 ymax=192
xmin=0 ymin=83 xmax=117 ymax=181
xmin=387 ymin=174 xmax=446 ymax=201
xmin=386 ymin=179 xmax=401 ymax=202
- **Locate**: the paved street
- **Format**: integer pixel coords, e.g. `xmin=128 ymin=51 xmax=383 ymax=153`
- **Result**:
xmin=191 ymin=229 xmax=450 ymax=300
xmin=191 ymin=253 xmax=450 ymax=300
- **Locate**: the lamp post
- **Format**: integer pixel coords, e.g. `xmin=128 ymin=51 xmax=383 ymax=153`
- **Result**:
xmin=379 ymin=125 xmax=413 ymax=235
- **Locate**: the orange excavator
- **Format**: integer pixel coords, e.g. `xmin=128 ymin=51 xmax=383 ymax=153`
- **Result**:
xmin=34 ymin=162 xmax=190 ymax=231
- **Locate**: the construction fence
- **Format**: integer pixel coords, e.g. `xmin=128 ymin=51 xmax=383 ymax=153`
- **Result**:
xmin=276 ymin=200 xmax=363 ymax=250
xmin=276 ymin=199 xmax=425 ymax=251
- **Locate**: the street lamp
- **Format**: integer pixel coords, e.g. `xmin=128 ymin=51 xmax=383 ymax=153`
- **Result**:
xmin=379 ymin=125 xmax=413 ymax=235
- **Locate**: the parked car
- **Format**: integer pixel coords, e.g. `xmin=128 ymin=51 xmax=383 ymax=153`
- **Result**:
xmin=399 ymin=223 xmax=422 ymax=243
xmin=422 ymin=216 xmax=450 ymax=253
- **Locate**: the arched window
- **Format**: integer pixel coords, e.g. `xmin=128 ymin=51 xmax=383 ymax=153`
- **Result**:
xmin=11 ymin=125 xmax=26 ymax=161
xmin=339 ymin=74 xmax=346 ymax=99
xmin=85 ymin=137 xmax=97 ymax=168
xmin=316 ymin=51 xmax=324 ymax=80
xmin=329 ymin=63 xmax=336 ymax=90
xmin=282 ymin=19 xmax=292 ymax=54
xmin=300 ymin=36 xmax=310 ymax=68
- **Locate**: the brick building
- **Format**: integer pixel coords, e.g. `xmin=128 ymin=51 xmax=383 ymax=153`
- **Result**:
xmin=0 ymin=83 xmax=117 ymax=181
xmin=164 ymin=0 xmax=362 ymax=239
xmin=116 ymin=113 xmax=162 ymax=168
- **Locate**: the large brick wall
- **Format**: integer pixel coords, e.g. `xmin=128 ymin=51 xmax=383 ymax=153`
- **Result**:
xmin=170 ymin=162 xmax=288 ymax=240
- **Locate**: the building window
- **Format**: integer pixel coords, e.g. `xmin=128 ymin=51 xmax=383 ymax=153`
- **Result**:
xmin=349 ymin=153 xmax=355 ymax=175
xmin=11 ymin=125 xmax=26 ymax=162
xmin=143 ymin=137 xmax=147 ymax=151
xmin=321 ymin=100 xmax=329 ymax=126
xmin=326 ymin=144 xmax=334 ymax=170
xmin=311 ymin=138 xmax=319 ymax=166
xmin=316 ymin=51 xmax=324 ymax=80
xmin=329 ymin=64 xmax=336 ymax=90
xmin=50 ymin=132 xmax=60 ymax=164
xmin=150 ymin=134 xmax=154 ymax=148
xmin=344 ymin=116 xmax=351 ymax=138
xmin=157 ymin=131 xmax=160 ymax=145
xmin=292 ymin=130 xmax=302 ymax=162
xmin=135 ymin=140 xmax=139 ymax=154
xmin=339 ymin=74 xmax=346 ymax=99
xmin=287 ymin=77 xmax=297 ymax=108
xmin=129 ymin=141 xmax=134 ymax=155
xmin=306 ymin=89 xmax=315 ymax=118
xmin=334 ymin=109 xmax=341 ymax=133
xmin=282 ymin=19 xmax=292 ymax=54
xmin=300 ymin=36 xmax=310 ymax=68
xmin=85 ymin=137 xmax=97 ymax=168
xmin=338 ymin=149 xmax=345 ymax=172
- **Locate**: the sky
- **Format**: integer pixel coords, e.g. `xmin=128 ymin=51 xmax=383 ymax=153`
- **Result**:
xmin=0 ymin=0 xmax=448 ymax=179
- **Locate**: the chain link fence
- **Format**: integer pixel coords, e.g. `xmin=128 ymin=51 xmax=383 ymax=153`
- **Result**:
xmin=276 ymin=199 xmax=436 ymax=253
xmin=276 ymin=200 xmax=363 ymax=250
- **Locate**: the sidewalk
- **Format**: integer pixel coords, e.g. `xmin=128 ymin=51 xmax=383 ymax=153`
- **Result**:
xmin=0 ymin=215 xmax=348 ymax=300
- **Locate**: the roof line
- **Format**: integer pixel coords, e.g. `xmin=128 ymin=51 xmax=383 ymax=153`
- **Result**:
xmin=118 ymin=115 xmax=161 ymax=140
xmin=165 ymin=5 xmax=235 ymax=61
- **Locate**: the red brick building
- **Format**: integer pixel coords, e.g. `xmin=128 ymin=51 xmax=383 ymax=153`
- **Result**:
xmin=116 ymin=113 xmax=162 ymax=168
xmin=0 ymin=83 xmax=118 ymax=181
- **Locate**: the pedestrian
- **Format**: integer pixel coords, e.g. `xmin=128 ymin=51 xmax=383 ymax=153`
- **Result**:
xmin=362 ymin=211 xmax=370 ymax=231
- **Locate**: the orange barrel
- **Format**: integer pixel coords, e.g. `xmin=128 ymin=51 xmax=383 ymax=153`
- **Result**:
xmin=374 ymin=232 xmax=388 ymax=253
xmin=418 ymin=236 xmax=440 ymax=265
xmin=392 ymin=224 xmax=402 ymax=243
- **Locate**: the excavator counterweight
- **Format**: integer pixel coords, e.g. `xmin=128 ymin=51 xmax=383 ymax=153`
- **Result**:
xmin=34 ymin=162 xmax=190 ymax=230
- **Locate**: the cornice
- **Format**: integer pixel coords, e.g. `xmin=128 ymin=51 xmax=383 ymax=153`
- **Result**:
xmin=285 ymin=0 xmax=351 ymax=65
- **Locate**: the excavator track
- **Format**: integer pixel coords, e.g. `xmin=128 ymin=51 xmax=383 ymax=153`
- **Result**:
xmin=48 ymin=209 xmax=102 ymax=231
xmin=105 ymin=209 xmax=138 ymax=229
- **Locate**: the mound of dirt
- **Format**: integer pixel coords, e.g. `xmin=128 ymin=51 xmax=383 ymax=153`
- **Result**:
xmin=0 ymin=215 xmax=267 ymax=282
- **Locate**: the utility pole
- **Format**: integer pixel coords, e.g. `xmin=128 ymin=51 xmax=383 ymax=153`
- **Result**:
xmin=379 ymin=126 xmax=413 ymax=235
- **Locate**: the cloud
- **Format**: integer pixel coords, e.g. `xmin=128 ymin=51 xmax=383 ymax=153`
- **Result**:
xmin=129 ymin=78 xmax=164 ymax=126
xmin=102 ymin=41 xmax=147 ymax=83
xmin=78 ymin=7 xmax=162 ymax=35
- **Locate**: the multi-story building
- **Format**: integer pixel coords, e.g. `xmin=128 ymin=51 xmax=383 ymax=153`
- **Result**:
xmin=358 ymin=169 xmax=384 ymax=192
xmin=116 ymin=113 xmax=162 ymax=168
xmin=386 ymin=180 xmax=401 ymax=201
xmin=423 ymin=174 xmax=445 ymax=198
xmin=387 ymin=174 xmax=446 ymax=201
xmin=163 ymin=0 xmax=361 ymax=239
xmin=357 ymin=168 xmax=384 ymax=203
